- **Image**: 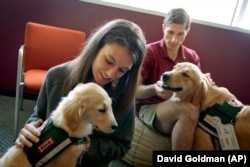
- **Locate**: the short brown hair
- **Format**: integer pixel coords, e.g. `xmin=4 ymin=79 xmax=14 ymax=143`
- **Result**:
xmin=163 ymin=8 xmax=191 ymax=30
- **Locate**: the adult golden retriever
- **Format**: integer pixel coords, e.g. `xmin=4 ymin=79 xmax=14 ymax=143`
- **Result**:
xmin=161 ymin=62 xmax=250 ymax=150
xmin=0 ymin=83 xmax=118 ymax=167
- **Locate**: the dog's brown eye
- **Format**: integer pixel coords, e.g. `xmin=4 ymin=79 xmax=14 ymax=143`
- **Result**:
xmin=182 ymin=72 xmax=189 ymax=78
xmin=99 ymin=109 xmax=106 ymax=113
xmin=98 ymin=105 xmax=106 ymax=113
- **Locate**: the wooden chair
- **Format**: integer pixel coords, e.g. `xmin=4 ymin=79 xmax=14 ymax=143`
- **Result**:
xmin=14 ymin=22 xmax=86 ymax=139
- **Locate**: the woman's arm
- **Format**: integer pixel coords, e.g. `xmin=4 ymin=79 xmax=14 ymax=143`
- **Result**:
xmin=27 ymin=65 xmax=66 ymax=123
xmin=16 ymin=65 xmax=66 ymax=147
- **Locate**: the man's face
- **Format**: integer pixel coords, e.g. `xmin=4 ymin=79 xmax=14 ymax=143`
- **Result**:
xmin=162 ymin=23 xmax=189 ymax=51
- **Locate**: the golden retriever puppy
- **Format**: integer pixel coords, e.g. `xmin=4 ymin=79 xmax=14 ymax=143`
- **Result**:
xmin=0 ymin=82 xmax=118 ymax=167
xmin=161 ymin=62 xmax=250 ymax=150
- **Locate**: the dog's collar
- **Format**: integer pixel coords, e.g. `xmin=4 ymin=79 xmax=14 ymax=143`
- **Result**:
xmin=198 ymin=100 xmax=242 ymax=137
xmin=24 ymin=118 xmax=85 ymax=167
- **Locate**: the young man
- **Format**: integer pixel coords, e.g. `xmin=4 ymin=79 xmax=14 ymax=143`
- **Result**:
xmin=136 ymin=8 xmax=201 ymax=150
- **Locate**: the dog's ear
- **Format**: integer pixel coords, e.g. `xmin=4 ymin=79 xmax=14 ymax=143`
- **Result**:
xmin=191 ymin=74 xmax=209 ymax=107
xmin=64 ymin=99 xmax=87 ymax=132
xmin=204 ymin=73 xmax=215 ymax=85
xmin=191 ymin=81 xmax=205 ymax=106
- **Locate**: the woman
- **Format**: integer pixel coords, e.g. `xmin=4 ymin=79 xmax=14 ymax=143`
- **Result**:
xmin=15 ymin=19 xmax=146 ymax=166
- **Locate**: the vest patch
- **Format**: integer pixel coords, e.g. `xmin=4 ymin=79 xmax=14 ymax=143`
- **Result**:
xmin=37 ymin=137 xmax=56 ymax=154
xmin=198 ymin=100 xmax=242 ymax=137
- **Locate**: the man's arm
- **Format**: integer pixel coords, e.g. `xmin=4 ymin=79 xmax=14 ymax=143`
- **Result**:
xmin=136 ymin=81 xmax=173 ymax=100
xmin=135 ymin=84 xmax=156 ymax=99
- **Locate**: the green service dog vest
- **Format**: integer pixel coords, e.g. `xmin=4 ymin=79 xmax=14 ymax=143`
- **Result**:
xmin=24 ymin=118 xmax=85 ymax=167
xmin=198 ymin=101 xmax=242 ymax=137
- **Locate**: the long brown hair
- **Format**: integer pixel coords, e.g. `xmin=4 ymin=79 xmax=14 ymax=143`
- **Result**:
xmin=62 ymin=19 xmax=146 ymax=119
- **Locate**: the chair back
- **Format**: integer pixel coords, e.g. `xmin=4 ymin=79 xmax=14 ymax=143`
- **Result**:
xmin=23 ymin=22 xmax=86 ymax=71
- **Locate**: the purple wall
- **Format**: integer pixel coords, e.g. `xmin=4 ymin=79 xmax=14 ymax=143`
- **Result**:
xmin=1 ymin=0 xmax=250 ymax=103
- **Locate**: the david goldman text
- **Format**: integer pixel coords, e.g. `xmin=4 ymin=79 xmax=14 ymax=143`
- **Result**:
xmin=157 ymin=155 xmax=225 ymax=163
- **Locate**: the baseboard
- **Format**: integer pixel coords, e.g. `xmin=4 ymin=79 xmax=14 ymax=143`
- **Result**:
xmin=0 ymin=89 xmax=38 ymax=100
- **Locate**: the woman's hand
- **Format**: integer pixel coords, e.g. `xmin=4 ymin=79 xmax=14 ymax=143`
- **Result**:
xmin=15 ymin=119 xmax=43 ymax=148
xmin=155 ymin=80 xmax=173 ymax=100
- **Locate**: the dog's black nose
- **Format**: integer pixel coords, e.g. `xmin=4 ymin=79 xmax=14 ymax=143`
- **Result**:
xmin=112 ymin=125 xmax=118 ymax=130
xmin=162 ymin=73 xmax=170 ymax=81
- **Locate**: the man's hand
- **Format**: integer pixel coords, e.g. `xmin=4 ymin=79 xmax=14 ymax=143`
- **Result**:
xmin=155 ymin=80 xmax=173 ymax=100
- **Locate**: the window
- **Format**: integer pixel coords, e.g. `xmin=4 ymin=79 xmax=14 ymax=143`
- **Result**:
xmin=80 ymin=0 xmax=250 ymax=33
xmin=232 ymin=0 xmax=250 ymax=30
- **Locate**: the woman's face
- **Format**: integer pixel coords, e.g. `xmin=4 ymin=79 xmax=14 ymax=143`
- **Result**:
xmin=92 ymin=43 xmax=133 ymax=86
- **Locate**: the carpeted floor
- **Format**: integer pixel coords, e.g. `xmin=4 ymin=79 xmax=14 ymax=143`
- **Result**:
xmin=0 ymin=95 xmax=36 ymax=154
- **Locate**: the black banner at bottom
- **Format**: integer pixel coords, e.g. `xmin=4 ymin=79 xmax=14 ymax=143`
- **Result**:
xmin=153 ymin=151 xmax=250 ymax=167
